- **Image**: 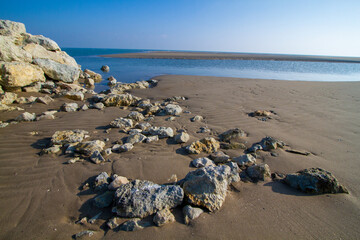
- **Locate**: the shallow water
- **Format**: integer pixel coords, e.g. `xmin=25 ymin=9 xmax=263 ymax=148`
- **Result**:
xmin=64 ymin=48 xmax=360 ymax=91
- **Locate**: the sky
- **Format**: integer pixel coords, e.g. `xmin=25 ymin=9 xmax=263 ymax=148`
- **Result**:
xmin=1 ymin=0 xmax=360 ymax=57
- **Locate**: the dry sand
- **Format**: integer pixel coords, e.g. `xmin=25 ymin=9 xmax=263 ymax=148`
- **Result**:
xmin=101 ymin=51 xmax=360 ymax=63
xmin=0 ymin=75 xmax=360 ymax=239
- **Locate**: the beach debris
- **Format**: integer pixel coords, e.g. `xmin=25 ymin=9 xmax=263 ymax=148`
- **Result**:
xmin=51 ymin=129 xmax=88 ymax=145
xmin=145 ymin=126 xmax=174 ymax=138
xmin=247 ymin=136 xmax=286 ymax=153
xmin=164 ymin=104 xmax=183 ymax=116
xmin=219 ymin=128 xmax=247 ymax=142
xmin=233 ymin=154 xmax=256 ymax=168
xmin=174 ymin=131 xmax=190 ymax=143
xmin=102 ymin=93 xmax=140 ymax=107
xmin=127 ymin=111 xmax=145 ymax=122
xmin=114 ymin=180 xmax=184 ymax=218
xmin=250 ymin=110 xmax=272 ymax=117
xmin=61 ymin=102 xmax=78 ymax=112
xmin=101 ymin=65 xmax=110 ymax=72
xmin=73 ymin=230 xmax=94 ymax=239
xmin=283 ymin=168 xmax=348 ymax=194
xmin=36 ymin=95 xmax=54 ymax=105
xmin=94 ymin=191 xmax=114 ymax=208
xmin=119 ymin=218 xmax=144 ymax=231
xmin=108 ymin=175 xmax=129 ymax=190
xmin=191 ymin=115 xmax=203 ymax=122
xmin=183 ymin=205 xmax=204 ymax=225
xmin=63 ymin=91 xmax=84 ymax=101
xmin=84 ymin=69 xmax=102 ymax=82
xmin=191 ymin=157 xmax=216 ymax=168
xmin=153 ymin=208 xmax=175 ymax=227
xmin=209 ymin=151 xmax=230 ymax=163
xmin=286 ymin=149 xmax=311 ymax=156
xmin=125 ymin=132 xmax=147 ymax=145
xmin=75 ymin=140 xmax=105 ymax=156
xmin=186 ymin=137 xmax=220 ymax=154
xmin=180 ymin=163 xmax=239 ymax=212
xmin=109 ymin=117 xmax=133 ymax=130
xmin=15 ymin=112 xmax=36 ymax=121
xmin=246 ymin=163 xmax=271 ymax=181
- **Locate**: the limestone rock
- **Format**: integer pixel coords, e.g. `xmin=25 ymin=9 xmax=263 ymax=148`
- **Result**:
xmin=191 ymin=115 xmax=203 ymax=122
xmin=115 ymin=180 xmax=184 ymax=218
xmin=33 ymin=58 xmax=80 ymax=83
xmin=181 ymin=164 xmax=239 ymax=212
xmin=247 ymin=137 xmax=286 ymax=152
xmin=75 ymin=140 xmax=105 ymax=156
xmin=15 ymin=112 xmax=36 ymax=121
xmin=107 ymin=217 xmax=120 ymax=229
xmin=0 ymin=36 xmax=32 ymax=63
xmin=153 ymin=208 xmax=175 ymax=227
xmin=42 ymin=145 xmax=61 ymax=154
xmin=233 ymin=154 xmax=256 ymax=168
xmin=92 ymin=102 xmax=104 ymax=110
xmin=103 ymin=93 xmax=140 ymax=107
xmin=63 ymin=91 xmax=84 ymax=101
xmin=101 ymin=65 xmax=110 ymax=72
xmin=0 ymin=121 xmax=9 ymax=128
xmin=24 ymin=34 xmax=60 ymax=51
xmin=109 ymin=117 xmax=133 ymax=130
xmin=84 ymin=69 xmax=102 ymax=82
xmin=209 ymin=151 xmax=230 ymax=163
xmin=0 ymin=62 xmax=45 ymax=90
xmin=127 ymin=111 xmax=144 ymax=122
xmin=174 ymin=131 xmax=190 ymax=143
xmin=284 ymin=168 xmax=348 ymax=194
xmin=145 ymin=135 xmax=159 ymax=143
xmin=95 ymin=172 xmax=110 ymax=189
xmin=219 ymin=128 xmax=247 ymax=142
xmin=191 ymin=157 xmax=216 ymax=168
xmin=117 ymin=143 xmax=134 ymax=152
xmin=51 ymin=129 xmax=88 ymax=145
xmin=126 ymin=132 xmax=146 ymax=145
xmin=94 ymin=191 xmax=114 ymax=208
xmin=90 ymin=150 xmax=106 ymax=164
xmin=61 ymin=102 xmax=78 ymax=112
xmin=0 ymin=20 xmax=26 ymax=36
xmin=135 ymin=122 xmax=151 ymax=131
xmin=84 ymin=78 xmax=94 ymax=86
xmin=246 ymin=163 xmax=271 ymax=181
xmin=186 ymin=137 xmax=220 ymax=154
xmin=164 ymin=104 xmax=183 ymax=116
xmin=0 ymin=92 xmax=17 ymax=104
xmin=119 ymin=218 xmax=143 ymax=231
xmin=73 ymin=230 xmax=94 ymax=239
xmin=36 ymin=95 xmax=54 ymax=105
xmin=252 ymin=110 xmax=271 ymax=117
xmin=146 ymin=126 xmax=174 ymax=138
xmin=183 ymin=205 xmax=204 ymax=225
xmin=108 ymin=176 xmax=129 ymax=190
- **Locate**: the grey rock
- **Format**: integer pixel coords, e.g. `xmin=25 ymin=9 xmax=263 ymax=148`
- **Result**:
xmin=33 ymin=58 xmax=80 ymax=83
xmin=90 ymin=150 xmax=106 ymax=164
xmin=135 ymin=122 xmax=151 ymax=131
xmin=145 ymin=135 xmax=159 ymax=143
xmin=73 ymin=230 xmax=94 ymax=239
xmin=101 ymin=65 xmax=110 ymax=72
xmin=284 ymin=168 xmax=348 ymax=194
xmin=174 ymin=131 xmax=190 ymax=144
xmin=153 ymin=208 xmax=175 ymax=227
xmin=42 ymin=145 xmax=61 ymax=154
xmin=119 ymin=218 xmax=143 ymax=231
xmin=63 ymin=91 xmax=84 ymax=101
xmin=75 ymin=140 xmax=105 ymax=156
xmin=109 ymin=117 xmax=133 ymax=130
xmin=25 ymin=34 xmax=60 ymax=51
xmin=248 ymin=137 xmax=286 ymax=153
xmin=36 ymin=95 xmax=54 ymax=105
xmin=246 ymin=163 xmax=271 ymax=181
xmin=183 ymin=205 xmax=204 ymax=225
xmin=80 ymin=104 xmax=88 ymax=111
xmin=127 ymin=111 xmax=145 ymax=122
xmin=15 ymin=112 xmax=36 ymax=121
xmin=219 ymin=128 xmax=247 ymax=142
xmin=115 ymin=180 xmax=184 ymax=218
xmin=83 ymin=69 xmax=102 ymax=82
xmin=92 ymin=102 xmax=105 ymax=110
xmin=0 ymin=36 xmax=32 ymax=63
xmin=209 ymin=151 xmax=230 ymax=163
xmin=94 ymin=191 xmax=114 ymax=208
xmin=118 ymin=143 xmax=134 ymax=152
xmin=146 ymin=126 xmax=174 ymax=138
xmin=191 ymin=157 xmax=215 ymax=168
xmin=233 ymin=154 xmax=256 ymax=168
xmin=41 ymin=80 xmax=56 ymax=89
xmin=108 ymin=176 xmax=129 ymax=190
xmin=126 ymin=133 xmax=146 ymax=145
xmin=198 ymin=126 xmax=211 ymax=133
xmin=164 ymin=104 xmax=183 ymax=116
xmin=181 ymin=164 xmax=239 ymax=212
xmin=191 ymin=115 xmax=203 ymax=122
xmin=61 ymin=102 xmax=78 ymax=112
xmin=95 ymin=172 xmax=110 ymax=189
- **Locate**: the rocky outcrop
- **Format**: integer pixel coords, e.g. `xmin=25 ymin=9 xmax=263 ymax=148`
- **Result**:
xmin=115 ymin=180 xmax=184 ymax=218
xmin=0 ymin=36 xmax=32 ymax=62
xmin=0 ymin=20 xmax=26 ymax=36
xmin=33 ymin=58 xmax=80 ymax=83
xmin=219 ymin=128 xmax=247 ymax=142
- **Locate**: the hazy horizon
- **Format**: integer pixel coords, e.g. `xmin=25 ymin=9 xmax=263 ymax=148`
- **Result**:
xmin=2 ymin=0 xmax=360 ymax=57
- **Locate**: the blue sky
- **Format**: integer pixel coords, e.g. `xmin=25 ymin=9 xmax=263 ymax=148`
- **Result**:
xmin=1 ymin=0 xmax=360 ymax=57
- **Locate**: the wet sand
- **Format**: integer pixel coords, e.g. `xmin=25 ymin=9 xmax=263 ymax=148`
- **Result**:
xmin=0 ymin=75 xmax=360 ymax=239
xmin=101 ymin=51 xmax=360 ymax=63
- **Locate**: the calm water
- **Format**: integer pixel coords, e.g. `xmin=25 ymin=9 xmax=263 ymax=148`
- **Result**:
xmin=64 ymin=48 xmax=360 ymax=91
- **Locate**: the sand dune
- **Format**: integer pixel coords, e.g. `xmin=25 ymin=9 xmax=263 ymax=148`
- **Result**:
xmin=0 ymin=75 xmax=360 ymax=239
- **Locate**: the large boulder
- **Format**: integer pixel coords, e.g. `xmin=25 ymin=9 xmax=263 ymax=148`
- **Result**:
xmin=284 ymin=168 xmax=348 ymax=194
xmin=0 ymin=36 xmax=32 ymax=62
xmin=23 ymin=34 xmax=60 ymax=51
xmin=164 ymin=104 xmax=183 ymax=116
xmin=33 ymin=58 xmax=80 ymax=83
xmin=0 ymin=62 xmax=45 ymax=90
xmin=181 ymin=164 xmax=239 ymax=212
xmin=0 ymin=20 xmax=26 ymax=36
xmin=115 ymin=180 xmax=184 ymax=218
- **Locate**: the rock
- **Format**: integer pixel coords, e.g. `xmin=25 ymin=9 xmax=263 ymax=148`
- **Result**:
xmin=167 ymin=174 xmax=178 ymax=183
xmin=73 ymin=230 xmax=94 ymax=239
xmin=165 ymin=96 xmax=186 ymax=102
xmin=64 ymin=91 xmax=84 ymax=101
xmin=0 ymin=92 xmax=17 ymax=104
xmin=83 ymin=69 xmax=102 ymax=82
xmin=127 ymin=111 xmax=144 ymax=122
xmin=61 ymin=102 xmax=78 ymax=112
xmin=51 ymin=129 xmax=88 ymax=145
xmin=94 ymin=191 xmax=114 ymax=208
xmin=90 ymin=150 xmax=106 ymax=164
xmin=22 ymin=83 xmax=41 ymax=92
xmin=108 ymin=176 xmax=129 ymax=190
xmin=246 ymin=163 xmax=271 ymax=181
xmin=126 ymin=133 xmax=146 ymax=144
xmin=191 ymin=115 xmax=203 ymax=122
xmin=84 ymin=78 xmax=94 ymax=86
xmin=0 ymin=36 xmax=32 ymax=63
xmin=144 ymin=135 xmax=159 ymax=143
xmin=247 ymin=137 xmax=286 ymax=152
xmin=75 ymin=140 xmax=105 ymax=156
xmin=0 ymin=85 xmax=3 ymax=94
xmin=183 ymin=205 xmax=204 ymax=225
xmin=0 ymin=20 xmax=26 ymax=36
xmin=118 ymin=143 xmax=134 ymax=152
xmin=101 ymin=65 xmax=110 ymax=72
xmin=252 ymin=110 xmax=271 ymax=117
xmin=92 ymin=102 xmax=104 ymax=110
xmin=0 ymin=121 xmax=9 ymax=128
xmin=109 ymin=117 xmax=133 ymax=130
xmin=285 ymin=149 xmax=311 ymax=156
xmin=102 ymin=148 xmax=112 ymax=156
xmin=181 ymin=164 xmax=239 ymax=212
xmin=15 ymin=112 xmax=36 ymax=121
xmin=220 ymin=142 xmax=247 ymax=150
xmin=135 ymin=122 xmax=151 ymax=131
xmin=284 ymin=168 xmax=348 ymax=194
xmin=58 ymin=82 xmax=85 ymax=92
xmin=174 ymin=131 xmax=190 ymax=143
xmin=146 ymin=126 xmax=174 ymax=138
xmin=42 ymin=145 xmax=61 ymax=154
xmin=153 ymin=208 xmax=175 ymax=227
xmin=95 ymin=172 xmax=110 ymax=189
xmin=115 ymin=180 xmax=184 ymax=218
xmin=36 ymin=95 xmax=54 ymax=105
xmin=233 ymin=154 xmax=256 ymax=168
xmin=209 ymin=151 xmax=230 ymax=163
xmin=80 ymin=104 xmax=89 ymax=111
xmin=164 ymin=104 xmax=183 ymax=116
xmin=107 ymin=217 xmax=120 ymax=229
xmin=165 ymin=116 xmax=176 ymax=121
xmin=33 ymin=58 xmax=80 ymax=83
xmin=102 ymin=93 xmax=140 ymax=107
xmin=128 ymin=129 xmax=142 ymax=135
xmin=119 ymin=218 xmax=143 ymax=231
xmin=67 ymin=157 xmax=84 ymax=164
xmin=198 ymin=126 xmax=211 ymax=133
xmin=0 ymin=62 xmax=45 ymax=90
xmin=191 ymin=157 xmax=216 ymax=168
xmin=24 ymin=34 xmax=60 ymax=51
xmin=219 ymin=128 xmax=247 ymax=142
xmin=186 ymin=137 xmax=220 ymax=154
xmin=41 ymin=80 xmax=55 ymax=89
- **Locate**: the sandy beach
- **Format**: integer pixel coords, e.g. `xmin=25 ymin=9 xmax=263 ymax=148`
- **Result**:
xmin=101 ymin=51 xmax=360 ymax=63
xmin=0 ymin=75 xmax=359 ymax=239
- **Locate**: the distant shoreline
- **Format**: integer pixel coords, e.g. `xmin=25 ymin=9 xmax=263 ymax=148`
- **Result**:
xmin=100 ymin=51 xmax=360 ymax=63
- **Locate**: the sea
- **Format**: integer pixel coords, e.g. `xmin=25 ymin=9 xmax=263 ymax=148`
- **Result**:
xmin=63 ymin=48 xmax=360 ymax=92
